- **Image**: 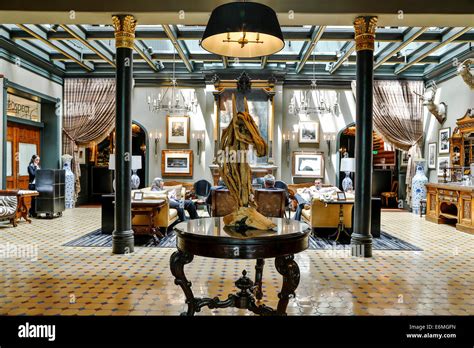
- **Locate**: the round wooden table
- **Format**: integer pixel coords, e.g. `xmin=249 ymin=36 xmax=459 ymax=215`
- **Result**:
xmin=170 ymin=217 xmax=311 ymax=316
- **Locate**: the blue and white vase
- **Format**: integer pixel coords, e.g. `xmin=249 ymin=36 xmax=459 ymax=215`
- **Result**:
xmin=63 ymin=160 xmax=75 ymax=209
xmin=411 ymin=159 xmax=428 ymax=215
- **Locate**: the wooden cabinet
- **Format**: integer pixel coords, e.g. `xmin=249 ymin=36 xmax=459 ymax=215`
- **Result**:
xmin=450 ymin=110 xmax=474 ymax=176
xmin=426 ymin=183 xmax=474 ymax=234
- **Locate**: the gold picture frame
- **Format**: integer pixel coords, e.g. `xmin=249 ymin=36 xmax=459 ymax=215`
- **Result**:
xmin=166 ymin=115 xmax=190 ymax=145
xmin=161 ymin=149 xmax=193 ymax=177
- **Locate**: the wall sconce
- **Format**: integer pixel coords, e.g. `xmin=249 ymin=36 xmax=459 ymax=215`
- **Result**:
xmin=282 ymin=131 xmax=297 ymax=167
xmin=149 ymin=130 xmax=162 ymax=156
xmin=192 ymin=130 xmax=205 ymax=163
xmin=323 ymin=132 xmax=337 ymax=163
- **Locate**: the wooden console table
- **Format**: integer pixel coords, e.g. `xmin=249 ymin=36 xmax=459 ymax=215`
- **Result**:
xmin=426 ymin=183 xmax=474 ymax=234
xmin=131 ymin=199 xmax=166 ymax=242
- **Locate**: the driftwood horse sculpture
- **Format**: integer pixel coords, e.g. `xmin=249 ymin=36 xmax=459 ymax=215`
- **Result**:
xmin=218 ymin=94 xmax=276 ymax=230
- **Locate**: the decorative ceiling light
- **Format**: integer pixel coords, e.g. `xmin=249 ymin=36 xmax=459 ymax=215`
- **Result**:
xmin=201 ymin=1 xmax=284 ymax=58
xmin=289 ymin=54 xmax=339 ymax=116
xmin=147 ymin=49 xmax=197 ymax=114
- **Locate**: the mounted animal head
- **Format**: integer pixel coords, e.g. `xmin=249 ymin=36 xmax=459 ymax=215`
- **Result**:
xmin=413 ymin=82 xmax=447 ymax=124
xmin=457 ymin=59 xmax=474 ymax=90
xmin=457 ymin=59 xmax=472 ymax=74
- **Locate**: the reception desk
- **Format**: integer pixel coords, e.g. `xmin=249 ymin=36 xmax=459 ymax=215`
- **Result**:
xmin=426 ymin=183 xmax=474 ymax=234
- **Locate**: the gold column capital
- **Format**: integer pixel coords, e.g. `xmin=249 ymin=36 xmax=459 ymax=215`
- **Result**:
xmin=353 ymin=16 xmax=378 ymax=52
xmin=112 ymin=15 xmax=137 ymax=49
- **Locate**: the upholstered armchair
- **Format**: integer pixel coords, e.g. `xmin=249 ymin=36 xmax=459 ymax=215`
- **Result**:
xmin=210 ymin=189 xmax=237 ymax=217
xmin=0 ymin=190 xmax=19 ymax=227
xmin=302 ymin=199 xmax=353 ymax=231
xmin=254 ymin=189 xmax=286 ymax=218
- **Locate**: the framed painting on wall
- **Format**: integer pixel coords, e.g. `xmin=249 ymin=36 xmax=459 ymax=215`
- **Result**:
xmin=439 ymin=127 xmax=451 ymax=154
xmin=298 ymin=121 xmax=320 ymax=144
xmin=166 ymin=115 xmax=190 ymax=145
xmin=428 ymin=143 xmax=437 ymax=169
xmin=161 ymin=150 xmax=193 ymax=177
xmin=292 ymin=151 xmax=324 ymax=178
xmin=400 ymin=150 xmax=409 ymax=168
xmin=437 ymin=156 xmax=450 ymax=177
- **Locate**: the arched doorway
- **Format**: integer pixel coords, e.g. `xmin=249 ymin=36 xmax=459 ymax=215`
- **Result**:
xmin=336 ymin=124 xmax=396 ymax=197
xmin=131 ymin=121 xmax=149 ymax=188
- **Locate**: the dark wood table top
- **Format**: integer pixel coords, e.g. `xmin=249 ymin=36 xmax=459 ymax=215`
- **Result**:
xmin=174 ymin=217 xmax=311 ymax=259
xmin=131 ymin=199 xmax=165 ymax=207
xmin=322 ymin=199 xmax=354 ymax=205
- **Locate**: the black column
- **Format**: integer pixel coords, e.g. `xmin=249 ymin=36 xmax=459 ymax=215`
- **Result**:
xmin=112 ymin=15 xmax=136 ymax=254
xmin=351 ymin=16 xmax=377 ymax=258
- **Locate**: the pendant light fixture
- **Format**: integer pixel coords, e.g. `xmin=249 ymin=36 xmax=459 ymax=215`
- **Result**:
xmin=201 ymin=1 xmax=284 ymax=58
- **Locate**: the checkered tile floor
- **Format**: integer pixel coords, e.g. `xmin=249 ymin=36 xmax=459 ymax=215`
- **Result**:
xmin=0 ymin=208 xmax=472 ymax=315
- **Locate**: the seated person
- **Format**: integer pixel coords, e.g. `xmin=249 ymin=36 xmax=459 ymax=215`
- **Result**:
xmin=293 ymin=179 xmax=340 ymax=221
xmin=150 ymin=177 xmax=198 ymax=221
xmin=206 ymin=177 xmax=227 ymax=215
xmin=257 ymin=175 xmax=290 ymax=208
xmin=262 ymin=174 xmax=277 ymax=190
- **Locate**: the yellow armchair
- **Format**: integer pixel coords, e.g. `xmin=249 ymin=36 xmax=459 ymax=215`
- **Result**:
xmin=131 ymin=188 xmax=179 ymax=234
xmin=301 ymin=198 xmax=353 ymax=230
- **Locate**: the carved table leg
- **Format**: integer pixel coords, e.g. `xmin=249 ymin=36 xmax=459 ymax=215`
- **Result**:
xmin=254 ymin=258 xmax=265 ymax=300
xmin=170 ymin=249 xmax=196 ymax=316
xmin=18 ymin=196 xmax=31 ymax=223
xmin=275 ymin=254 xmax=300 ymax=315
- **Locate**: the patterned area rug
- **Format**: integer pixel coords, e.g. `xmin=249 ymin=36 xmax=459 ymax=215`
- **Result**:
xmin=64 ymin=229 xmax=422 ymax=251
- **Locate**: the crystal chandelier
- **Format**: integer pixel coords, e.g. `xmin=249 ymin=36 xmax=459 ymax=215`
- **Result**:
xmin=147 ymin=49 xmax=198 ymax=114
xmin=289 ymin=54 xmax=339 ymax=116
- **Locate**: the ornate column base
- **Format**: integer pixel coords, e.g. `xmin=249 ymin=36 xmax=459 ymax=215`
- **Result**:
xmin=112 ymin=230 xmax=135 ymax=254
xmin=350 ymin=232 xmax=372 ymax=257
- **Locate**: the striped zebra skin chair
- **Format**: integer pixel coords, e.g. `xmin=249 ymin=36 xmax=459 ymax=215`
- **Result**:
xmin=0 ymin=190 xmax=19 ymax=227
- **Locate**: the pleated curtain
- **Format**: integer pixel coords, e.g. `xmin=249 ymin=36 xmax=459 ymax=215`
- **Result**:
xmin=62 ymin=78 xmax=116 ymax=197
xmin=351 ymin=80 xmax=425 ymax=207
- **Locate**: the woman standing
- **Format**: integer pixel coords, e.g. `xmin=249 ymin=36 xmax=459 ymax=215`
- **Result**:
xmin=27 ymin=154 xmax=40 ymax=217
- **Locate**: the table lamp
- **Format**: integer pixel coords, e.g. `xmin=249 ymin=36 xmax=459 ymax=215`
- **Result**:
xmin=131 ymin=156 xmax=142 ymax=189
xmin=340 ymin=157 xmax=355 ymax=192
xmin=109 ymin=154 xmax=142 ymax=190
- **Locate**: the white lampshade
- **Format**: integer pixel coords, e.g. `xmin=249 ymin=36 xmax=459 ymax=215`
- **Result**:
xmin=108 ymin=154 xmax=115 ymax=170
xmin=340 ymin=158 xmax=355 ymax=172
xmin=132 ymin=156 xmax=142 ymax=170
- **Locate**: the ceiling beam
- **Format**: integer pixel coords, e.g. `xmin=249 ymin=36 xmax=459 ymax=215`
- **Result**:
xmin=423 ymin=43 xmax=470 ymax=75
xmin=16 ymin=24 xmax=94 ymax=71
xmin=394 ymin=27 xmax=472 ymax=74
xmin=162 ymin=24 xmax=193 ymax=72
xmin=329 ymin=42 xmax=355 ymax=74
xmin=2 ymin=1 xmax=474 ymax=26
xmin=132 ymin=40 xmax=159 ymax=71
xmin=9 ymin=27 xmax=474 ymax=44
xmin=295 ymin=25 xmax=326 ymax=74
xmin=59 ymin=24 xmax=115 ymax=67
xmin=374 ymin=27 xmax=428 ymax=70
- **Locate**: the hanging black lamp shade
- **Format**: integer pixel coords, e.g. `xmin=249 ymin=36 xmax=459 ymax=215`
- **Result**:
xmin=201 ymin=2 xmax=284 ymax=58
